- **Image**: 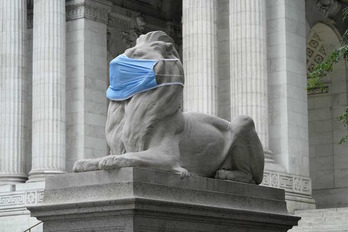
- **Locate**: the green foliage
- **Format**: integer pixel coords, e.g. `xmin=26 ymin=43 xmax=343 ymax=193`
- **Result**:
xmin=307 ymin=46 xmax=348 ymax=91
xmin=308 ymin=4 xmax=348 ymax=144
xmin=307 ymin=48 xmax=342 ymax=91
xmin=338 ymin=108 xmax=348 ymax=144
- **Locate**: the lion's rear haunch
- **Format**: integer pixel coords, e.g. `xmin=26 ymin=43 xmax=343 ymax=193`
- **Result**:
xmin=181 ymin=113 xmax=264 ymax=184
xmin=231 ymin=115 xmax=265 ymax=184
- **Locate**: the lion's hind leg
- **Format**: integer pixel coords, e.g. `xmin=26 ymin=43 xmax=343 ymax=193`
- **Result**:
xmin=214 ymin=115 xmax=264 ymax=184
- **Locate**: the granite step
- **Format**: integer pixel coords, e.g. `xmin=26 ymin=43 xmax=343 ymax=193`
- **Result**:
xmin=289 ymin=208 xmax=348 ymax=232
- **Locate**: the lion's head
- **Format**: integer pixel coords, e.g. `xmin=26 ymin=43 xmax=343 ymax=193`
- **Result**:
xmin=124 ymin=31 xmax=184 ymax=86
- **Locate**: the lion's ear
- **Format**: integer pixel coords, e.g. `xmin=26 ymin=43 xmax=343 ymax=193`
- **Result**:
xmin=164 ymin=42 xmax=173 ymax=56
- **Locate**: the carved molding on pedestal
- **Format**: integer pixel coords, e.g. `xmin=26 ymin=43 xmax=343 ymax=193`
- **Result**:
xmin=261 ymin=171 xmax=312 ymax=196
xmin=0 ymin=189 xmax=44 ymax=210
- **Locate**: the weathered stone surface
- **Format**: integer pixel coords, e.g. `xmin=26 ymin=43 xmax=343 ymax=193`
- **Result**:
xmin=29 ymin=167 xmax=299 ymax=232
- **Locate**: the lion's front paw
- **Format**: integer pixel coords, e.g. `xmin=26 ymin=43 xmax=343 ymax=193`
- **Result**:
xmin=73 ymin=159 xmax=98 ymax=172
xmin=98 ymin=155 xmax=132 ymax=170
xmin=215 ymin=169 xmax=228 ymax=180
xmin=73 ymin=160 xmax=85 ymax=173
xmin=173 ymin=166 xmax=191 ymax=178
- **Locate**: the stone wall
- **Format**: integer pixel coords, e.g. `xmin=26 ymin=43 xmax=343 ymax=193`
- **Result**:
xmin=307 ymin=22 xmax=348 ymax=209
xmin=66 ymin=17 xmax=108 ymax=172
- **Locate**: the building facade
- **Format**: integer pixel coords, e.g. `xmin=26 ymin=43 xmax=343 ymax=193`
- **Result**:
xmin=0 ymin=0 xmax=347 ymax=231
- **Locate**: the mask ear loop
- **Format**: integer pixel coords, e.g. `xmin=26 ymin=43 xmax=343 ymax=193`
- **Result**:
xmin=158 ymin=58 xmax=180 ymax=61
xmin=154 ymin=60 xmax=184 ymax=87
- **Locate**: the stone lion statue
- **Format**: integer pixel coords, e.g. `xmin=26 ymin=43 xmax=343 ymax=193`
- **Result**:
xmin=73 ymin=31 xmax=264 ymax=184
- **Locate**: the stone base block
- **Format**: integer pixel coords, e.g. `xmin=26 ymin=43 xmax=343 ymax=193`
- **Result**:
xmin=29 ymin=168 xmax=300 ymax=232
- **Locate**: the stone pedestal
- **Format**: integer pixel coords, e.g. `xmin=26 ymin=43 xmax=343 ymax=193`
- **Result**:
xmin=29 ymin=168 xmax=299 ymax=232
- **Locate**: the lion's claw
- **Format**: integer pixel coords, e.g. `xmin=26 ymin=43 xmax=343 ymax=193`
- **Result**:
xmin=173 ymin=167 xmax=191 ymax=178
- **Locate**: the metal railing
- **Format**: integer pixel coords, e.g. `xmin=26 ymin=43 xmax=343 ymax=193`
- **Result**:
xmin=23 ymin=221 xmax=42 ymax=232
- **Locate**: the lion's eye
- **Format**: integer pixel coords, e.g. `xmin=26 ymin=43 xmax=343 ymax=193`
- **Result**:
xmin=133 ymin=51 xmax=144 ymax=58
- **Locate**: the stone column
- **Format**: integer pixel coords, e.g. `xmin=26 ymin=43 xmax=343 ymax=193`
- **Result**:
xmin=0 ymin=0 xmax=27 ymax=184
xmin=182 ymin=0 xmax=218 ymax=115
xmin=267 ymin=0 xmax=309 ymax=176
xmin=230 ymin=0 xmax=275 ymax=160
xmin=265 ymin=0 xmax=315 ymax=212
xmin=29 ymin=0 xmax=66 ymax=182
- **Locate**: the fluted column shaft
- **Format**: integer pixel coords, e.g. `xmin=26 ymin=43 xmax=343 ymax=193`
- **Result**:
xmin=29 ymin=0 xmax=66 ymax=181
xmin=230 ymin=0 xmax=269 ymax=149
xmin=0 ymin=0 xmax=27 ymax=184
xmin=183 ymin=0 xmax=218 ymax=115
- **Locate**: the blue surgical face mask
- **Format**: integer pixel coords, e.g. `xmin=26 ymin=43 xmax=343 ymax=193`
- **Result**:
xmin=106 ymin=54 xmax=183 ymax=101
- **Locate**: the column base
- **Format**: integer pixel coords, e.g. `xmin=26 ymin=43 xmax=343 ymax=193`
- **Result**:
xmin=264 ymin=149 xmax=287 ymax=172
xmin=27 ymin=170 xmax=66 ymax=183
xmin=265 ymin=161 xmax=287 ymax=173
xmin=0 ymin=174 xmax=27 ymax=185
